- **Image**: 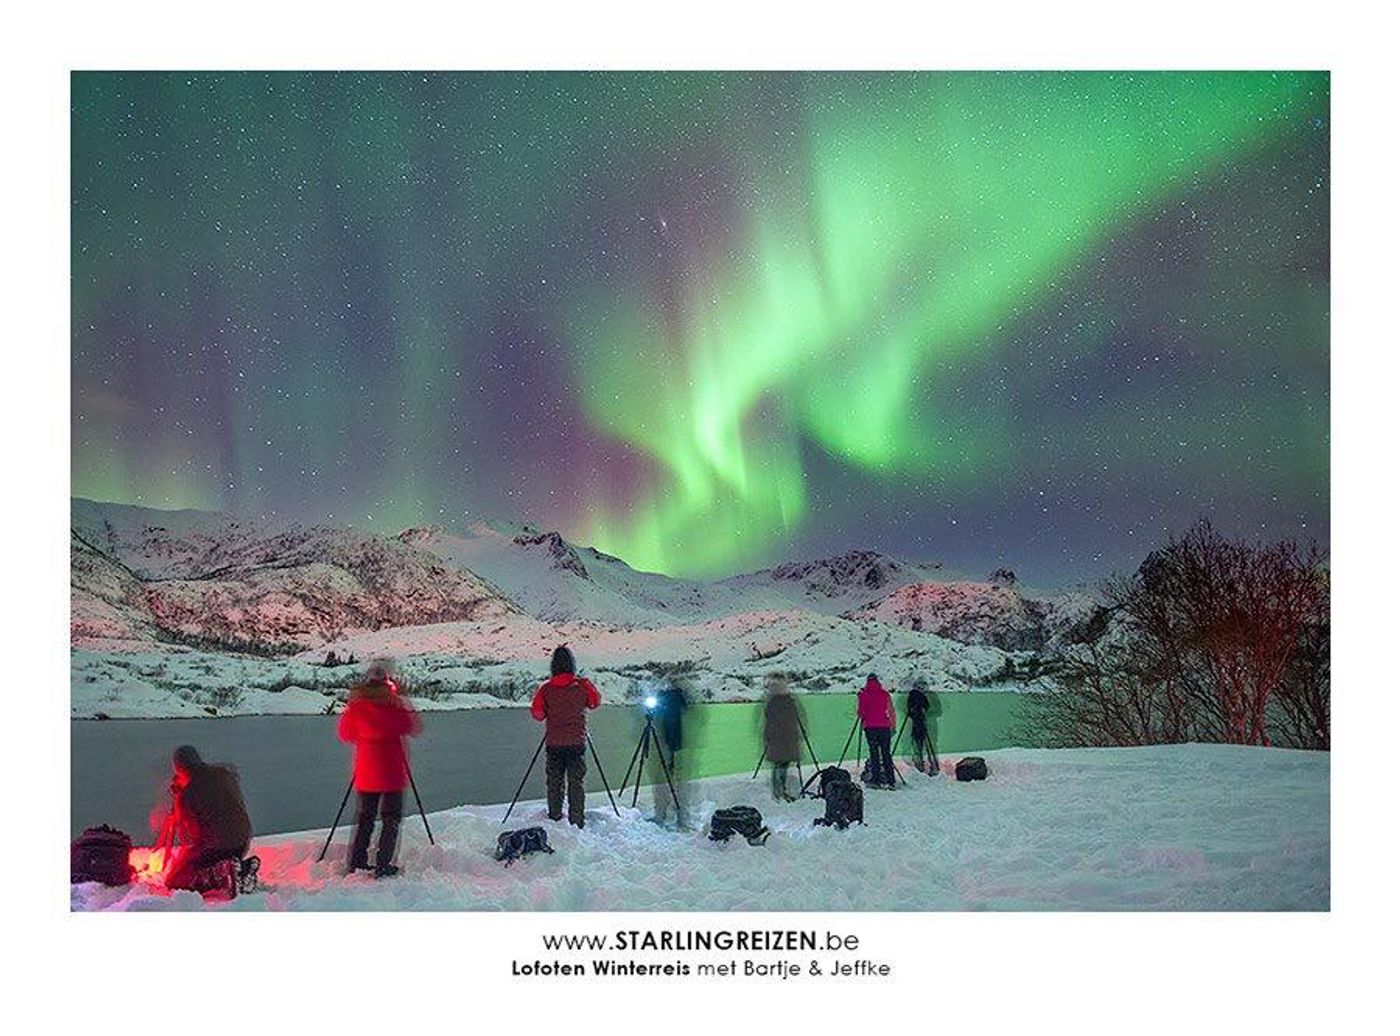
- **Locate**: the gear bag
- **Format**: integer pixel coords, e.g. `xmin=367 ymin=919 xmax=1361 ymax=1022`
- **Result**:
xmin=495 ymin=826 xmax=555 ymax=866
xmin=814 ymin=780 xmax=864 ymax=830
xmin=71 ymin=824 xmax=134 ymax=886
xmin=955 ymin=756 xmax=988 ymax=782
xmin=708 ymin=806 xmax=770 ymax=846
xmin=802 ymin=765 xmax=853 ymax=800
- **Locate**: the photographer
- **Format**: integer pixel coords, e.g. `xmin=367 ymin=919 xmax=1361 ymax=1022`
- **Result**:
xmin=338 ymin=660 xmax=422 ymax=878
xmin=529 ymin=646 xmax=601 ymax=828
xmin=159 ymin=744 xmax=253 ymax=892
xmin=648 ymin=680 xmax=691 ymax=829
xmin=906 ymin=675 xmax=941 ymax=775
xmin=762 ymin=673 xmax=803 ymax=801
xmin=858 ymin=673 xmax=897 ymax=788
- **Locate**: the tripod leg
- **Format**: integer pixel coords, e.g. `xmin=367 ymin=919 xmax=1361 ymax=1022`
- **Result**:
xmin=405 ymin=761 xmax=434 ymax=845
xmin=501 ymin=732 xmax=547 ymax=825
xmin=316 ymin=779 xmax=355 ymax=863
xmin=618 ymin=728 xmax=645 ymax=797
xmin=651 ymin=726 xmax=682 ymax=815
xmin=585 ymin=732 xmax=621 ymax=817
xmin=631 ymin=727 xmax=648 ymax=809
xmin=798 ymin=715 xmax=822 ymax=772
xmin=892 ymin=745 xmax=908 ymax=786
xmin=836 ymin=717 xmax=859 ymax=769
xmin=891 ymin=713 xmax=910 ymax=758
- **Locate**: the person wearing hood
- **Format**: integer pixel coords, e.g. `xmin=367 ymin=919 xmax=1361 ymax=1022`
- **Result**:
xmin=159 ymin=744 xmax=253 ymax=892
xmin=857 ymin=673 xmax=897 ymax=788
xmin=762 ymin=673 xmax=804 ymax=801
xmin=337 ymin=660 xmax=422 ymax=877
xmin=529 ymin=645 xmax=602 ymax=827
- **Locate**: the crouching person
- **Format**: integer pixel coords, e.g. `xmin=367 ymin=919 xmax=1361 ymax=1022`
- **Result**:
xmin=530 ymin=646 xmax=601 ymax=828
xmin=160 ymin=744 xmax=253 ymax=892
xmin=338 ymin=660 xmax=422 ymax=878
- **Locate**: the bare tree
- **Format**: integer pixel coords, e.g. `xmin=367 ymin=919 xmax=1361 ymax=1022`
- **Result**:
xmin=1025 ymin=522 xmax=1328 ymax=750
xmin=1137 ymin=522 xmax=1325 ymax=746
xmin=1273 ymin=573 xmax=1330 ymax=750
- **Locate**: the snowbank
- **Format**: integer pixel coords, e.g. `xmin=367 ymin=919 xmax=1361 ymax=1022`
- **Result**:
xmin=72 ymin=744 xmax=1328 ymax=912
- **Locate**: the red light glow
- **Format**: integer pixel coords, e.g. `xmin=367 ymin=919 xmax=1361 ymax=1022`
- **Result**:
xmin=128 ymin=846 xmax=167 ymax=884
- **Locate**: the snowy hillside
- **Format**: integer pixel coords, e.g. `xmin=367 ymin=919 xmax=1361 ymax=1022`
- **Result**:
xmin=71 ymin=499 xmax=1076 ymax=718
xmin=71 ymin=606 xmax=1020 ymax=718
xmin=72 ymin=500 xmax=514 ymax=653
xmin=401 ymin=528 xmax=955 ymax=628
xmin=844 ymin=576 xmax=1102 ymax=652
xmin=72 ymin=744 xmax=1330 ymax=911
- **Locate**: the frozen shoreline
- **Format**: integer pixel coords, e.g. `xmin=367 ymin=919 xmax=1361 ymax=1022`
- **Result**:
xmin=72 ymin=744 xmax=1330 ymax=912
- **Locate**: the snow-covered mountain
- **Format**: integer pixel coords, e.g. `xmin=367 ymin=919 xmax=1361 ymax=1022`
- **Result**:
xmin=72 ymin=500 xmax=513 ymax=653
xmin=403 ymin=525 xmax=954 ymax=628
xmin=841 ymin=571 xmax=1101 ymax=652
xmin=70 ymin=498 xmax=1082 ymax=717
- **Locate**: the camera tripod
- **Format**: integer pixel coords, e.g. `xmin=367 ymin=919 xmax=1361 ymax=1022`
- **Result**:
xmin=501 ymin=730 xmax=620 ymax=825
xmin=890 ymin=713 xmax=940 ymax=775
xmin=749 ymin=712 xmax=823 ymax=797
xmin=316 ymin=759 xmax=434 ymax=863
xmin=836 ymin=713 xmax=908 ymax=786
xmin=616 ymin=707 xmax=682 ymax=813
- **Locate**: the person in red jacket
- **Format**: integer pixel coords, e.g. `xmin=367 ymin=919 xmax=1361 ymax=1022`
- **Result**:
xmin=529 ymin=645 xmax=601 ymax=827
xmin=857 ymin=673 xmax=897 ymax=788
xmin=337 ymin=660 xmax=422 ymax=877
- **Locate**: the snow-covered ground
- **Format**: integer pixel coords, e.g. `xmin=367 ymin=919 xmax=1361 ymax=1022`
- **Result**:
xmin=71 ymin=608 xmax=1027 ymax=718
xmin=72 ymin=744 xmax=1329 ymax=911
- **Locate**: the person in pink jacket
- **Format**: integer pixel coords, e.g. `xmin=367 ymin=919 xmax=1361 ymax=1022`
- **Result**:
xmin=857 ymin=673 xmax=897 ymax=787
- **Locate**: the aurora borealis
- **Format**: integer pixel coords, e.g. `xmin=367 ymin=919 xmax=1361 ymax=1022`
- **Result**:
xmin=72 ymin=72 xmax=1329 ymax=583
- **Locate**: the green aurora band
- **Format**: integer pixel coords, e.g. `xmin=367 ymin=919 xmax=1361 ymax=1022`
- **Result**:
xmin=571 ymin=72 xmax=1326 ymax=576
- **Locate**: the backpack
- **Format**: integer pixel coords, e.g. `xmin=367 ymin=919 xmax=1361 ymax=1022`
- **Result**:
xmin=802 ymin=765 xmax=852 ymax=800
xmin=495 ymin=826 xmax=555 ymax=866
xmin=708 ymin=806 xmax=770 ymax=846
xmin=71 ymin=824 xmax=134 ymax=886
xmin=955 ymin=756 xmax=989 ymax=782
xmin=814 ymin=781 xmax=864 ymax=830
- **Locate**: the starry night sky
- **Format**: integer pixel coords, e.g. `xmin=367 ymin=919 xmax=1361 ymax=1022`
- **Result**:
xmin=71 ymin=72 xmax=1329 ymax=585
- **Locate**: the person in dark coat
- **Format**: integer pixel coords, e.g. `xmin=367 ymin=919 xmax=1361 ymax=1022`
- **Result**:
xmin=647 ymin=680 xmax=692 ymax=829
xmin=762 ymin=674 xmax=804 ymax=801
xmin=159 ymin=744 xmax=253 ymax=891
xmin=857 ymin=673 xmax=897 ymax=787
xmin=906 ymin=675 xmax=941 ymax=775
xmin=529 ymin=645 xmax=601 ymax=827
xmin=337 ymin=660 xmax=422 ymax=877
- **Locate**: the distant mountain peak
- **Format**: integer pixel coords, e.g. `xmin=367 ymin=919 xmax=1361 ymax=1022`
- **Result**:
xmin=511 ymin=529 xmax=590 ymax=580
xmin=766 ymin=549 xmax=932 ymax=597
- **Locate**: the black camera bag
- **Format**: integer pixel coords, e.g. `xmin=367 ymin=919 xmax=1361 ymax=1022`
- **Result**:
xmin=955 ymin=756 xmax=989 ymax=782
xmin=495 ymin=826 xmax=555 ymax=866
xmin=814 ymin=780 xmax=864 ymax=830
xmin=708 ymin=806 xmax=770 ymax=846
